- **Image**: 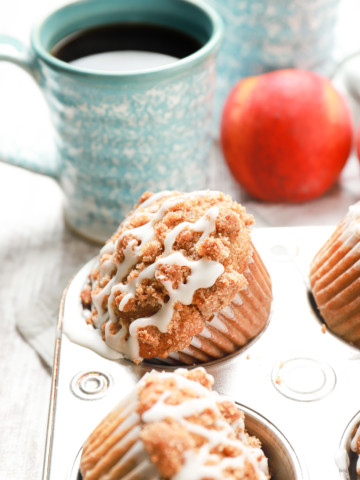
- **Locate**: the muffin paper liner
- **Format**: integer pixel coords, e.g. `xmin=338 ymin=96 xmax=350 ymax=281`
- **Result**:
xmin=166 ymin=243 xmax=272 ymax=365
xmin=310 ymin=218 xmax=360 ymax=347
xmin=80 ymin=394 xmax=158 ymax=480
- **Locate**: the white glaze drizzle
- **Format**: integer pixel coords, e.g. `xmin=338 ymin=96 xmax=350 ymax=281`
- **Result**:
xmin=131 ymin=190 xmax=174 ymax=214
xmin=91 ymin=191 xmax=225 ymax=362
xmin=351 ymin=423 xmax=360 ymax=474
xmin=344 ymin=201 xmax=360 ymax=240
xmin=138 ymin=369 xmax=269 ymax=480
xmin=62 ymin=260 xmax=124 ymax=361
xmin=348 ymin=202 xmax=360 ymax=220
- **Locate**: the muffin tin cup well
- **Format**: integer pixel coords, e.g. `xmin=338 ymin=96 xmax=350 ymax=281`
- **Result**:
xmin=67 ymin=403 xmax=305 ymax=480
xmin=43 ymin=226 xmax=360 ymax=480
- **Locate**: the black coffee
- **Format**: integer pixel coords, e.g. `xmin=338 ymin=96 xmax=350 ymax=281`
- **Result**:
xmin=51 ymin=23 xmax=202 ymax=70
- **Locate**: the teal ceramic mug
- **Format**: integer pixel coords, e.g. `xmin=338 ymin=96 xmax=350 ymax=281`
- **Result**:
xmin=0 ymin=0 xmax=223 ymax=243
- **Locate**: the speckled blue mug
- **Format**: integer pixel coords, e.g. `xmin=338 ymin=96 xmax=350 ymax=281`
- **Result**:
xmin=0 ymin=0 xmax=223 ymax=243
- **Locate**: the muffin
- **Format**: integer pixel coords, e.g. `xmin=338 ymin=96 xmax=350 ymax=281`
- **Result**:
xmin=351 ymin=423 xmax=360 ymax=475
xmin=309 ymin=202 xmax=360 ymax=347
xmin=81 ymin=190 xmax=272 ymax=364
xmin=80 ymin=367 xmax=271 ymax=480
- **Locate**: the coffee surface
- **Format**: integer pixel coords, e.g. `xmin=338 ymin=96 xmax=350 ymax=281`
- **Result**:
xmin=51 ymin=23 xmax=202 ymax=68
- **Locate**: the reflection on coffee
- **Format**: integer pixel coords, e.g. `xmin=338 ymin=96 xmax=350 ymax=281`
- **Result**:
xmin=51 ymin=23 xmax=202 ymax=72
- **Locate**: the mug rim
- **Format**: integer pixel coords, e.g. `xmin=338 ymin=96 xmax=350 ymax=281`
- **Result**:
xmin=31 ymin=0 xmax=223 ymax=79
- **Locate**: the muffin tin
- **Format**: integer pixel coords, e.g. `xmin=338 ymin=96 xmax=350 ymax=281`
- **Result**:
xmin=42 ymin=226 xmax=360 ymax=480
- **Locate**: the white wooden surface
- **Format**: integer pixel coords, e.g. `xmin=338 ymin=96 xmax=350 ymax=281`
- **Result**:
xmin=1 ymin=1 xmax=360 ymax=479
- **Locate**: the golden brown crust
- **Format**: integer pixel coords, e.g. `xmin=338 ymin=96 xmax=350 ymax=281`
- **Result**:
xmin=83 ymin=191 xmax=256 ymax=359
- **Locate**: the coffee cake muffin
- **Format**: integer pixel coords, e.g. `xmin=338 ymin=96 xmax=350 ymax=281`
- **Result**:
xmin=80 ymin=367 xmax=271 ymax=480
xmin=81 ymin=190 xmax=272 ymax=364
xmin=309 ymin=202 xmax=360 ymax=347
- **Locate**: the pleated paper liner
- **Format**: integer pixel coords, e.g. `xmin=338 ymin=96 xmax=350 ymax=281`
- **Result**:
xmin=150 ymin=243 xmax=272 ymax=366
xmin=310 ymin=218 xmax=360 ymax=348
xmin=80 ymin=391 xmax=158 ymax=480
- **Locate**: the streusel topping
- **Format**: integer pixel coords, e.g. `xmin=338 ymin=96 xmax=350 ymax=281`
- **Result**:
xmin=82 ymin=190 xmax=254 ymax=362
xmin=137 ymin=368 xmax=270 ymax=479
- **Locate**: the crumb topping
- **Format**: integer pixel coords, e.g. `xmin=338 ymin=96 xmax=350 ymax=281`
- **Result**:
xmin=137 ymin=367 xmax=270 ymax=479
xmin=80 ymin=368 xmax=270 ymax=480
xmin=82 ymin=190 xmax=254 ymax=362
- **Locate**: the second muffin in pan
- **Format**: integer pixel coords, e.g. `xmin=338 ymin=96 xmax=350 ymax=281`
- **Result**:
xmin=80 ymin=367 xmax=271 ymax=479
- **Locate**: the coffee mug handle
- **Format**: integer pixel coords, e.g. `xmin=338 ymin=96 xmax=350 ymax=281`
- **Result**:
xmin=0 ymin=35 xmax=59 ymax=178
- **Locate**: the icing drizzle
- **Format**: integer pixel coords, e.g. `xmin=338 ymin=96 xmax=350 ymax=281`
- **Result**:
xmin=137 ymin=369 xmax=269 ymax=480
xmin=345 ymin=201 xmax=360 ymax=239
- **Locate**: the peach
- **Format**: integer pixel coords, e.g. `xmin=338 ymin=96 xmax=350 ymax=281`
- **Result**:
xmin=220 ymin=69 xmax=353 ymax=203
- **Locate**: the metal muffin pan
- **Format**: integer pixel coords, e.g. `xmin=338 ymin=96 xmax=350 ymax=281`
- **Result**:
xmin=42 ymin=226 xmax=360 ymax=480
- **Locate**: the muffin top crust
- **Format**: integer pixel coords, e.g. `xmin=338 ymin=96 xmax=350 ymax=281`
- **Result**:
xmin=82 ymin=190 xmax=255 ymax=363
